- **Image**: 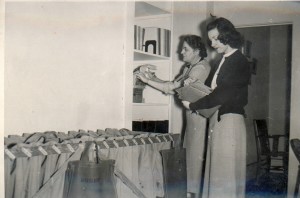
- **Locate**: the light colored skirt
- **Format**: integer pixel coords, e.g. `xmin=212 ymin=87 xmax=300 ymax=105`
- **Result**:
xmin=183 ymin=110 xmax=207 ymax=197
xmin=203 ymin=111 xmax=246 ymax=198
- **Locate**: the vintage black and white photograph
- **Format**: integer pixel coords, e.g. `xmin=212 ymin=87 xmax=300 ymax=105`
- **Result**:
xmin=1 ymin=1 xmax=300 ymax=198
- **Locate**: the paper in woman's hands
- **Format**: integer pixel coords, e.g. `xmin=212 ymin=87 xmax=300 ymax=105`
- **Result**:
xmin=133 ymin=64 xmax=157 ymax=88
xmin=176 ymin=82 xmax=220 ymax=118
xmin=134 ymin=64 xmax=157 ymax=79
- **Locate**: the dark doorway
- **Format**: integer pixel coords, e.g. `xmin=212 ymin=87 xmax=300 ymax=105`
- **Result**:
xmin=237 ymin=24 xmax=292 ymax=197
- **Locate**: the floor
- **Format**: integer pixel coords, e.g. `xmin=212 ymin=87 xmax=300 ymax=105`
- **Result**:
xmin=246 ymin=172 xmax=288 ymax=198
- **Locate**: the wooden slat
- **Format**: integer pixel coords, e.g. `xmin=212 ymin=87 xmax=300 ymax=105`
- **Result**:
xmin=4 ymin=133 xmax=179 ymax=159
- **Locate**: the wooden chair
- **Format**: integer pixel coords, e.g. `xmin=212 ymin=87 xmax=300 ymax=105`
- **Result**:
xmin=253 ymin=119 xmax=289 ymax=182
xmin=290 ymin=139 xmax=300 ymax=197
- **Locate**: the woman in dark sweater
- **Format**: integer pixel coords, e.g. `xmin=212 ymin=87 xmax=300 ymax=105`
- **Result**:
xmin=182 ymin=17 xmax=251 ymax=198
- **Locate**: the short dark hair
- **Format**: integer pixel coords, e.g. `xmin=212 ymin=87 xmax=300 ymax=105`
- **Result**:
xmin=182 ymin=35 xmax=207 ymax=59
xmin=207 ymin=17 xmax=243 ymax=48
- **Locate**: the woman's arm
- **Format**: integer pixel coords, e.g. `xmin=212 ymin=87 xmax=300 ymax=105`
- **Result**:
xmin=189 ymin=84 xmax=237 ymax=110
xmin=189 ymin=55 xmax=250 ymax=110
xmin=136 ymin=73 xmax=180 ymax=94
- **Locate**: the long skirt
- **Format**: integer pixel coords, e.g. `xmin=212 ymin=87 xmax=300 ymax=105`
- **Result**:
xmin=183 ymin=110 xmax=207 ymax=197
xmin=203 ymin=112 xmax=246 ymax=198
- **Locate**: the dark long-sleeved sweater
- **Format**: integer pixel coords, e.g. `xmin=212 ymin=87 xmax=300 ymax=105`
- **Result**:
xmin=189 ymin=50 xmax=251 ymax=118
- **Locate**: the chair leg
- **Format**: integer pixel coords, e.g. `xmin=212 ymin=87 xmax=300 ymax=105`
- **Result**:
xmin=295 ymin=166 xmax=300 ymax=198
xmin=266 ymin=156 xmax=271 ymax=173
xmin=255 ymin=159 xmax=261 ymax=184
xmin=284 ymin=156 xmax=289 ymax=176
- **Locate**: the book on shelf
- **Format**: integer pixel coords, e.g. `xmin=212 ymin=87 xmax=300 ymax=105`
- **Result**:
xmin=134 ymin=25 xmax=145 ymax=51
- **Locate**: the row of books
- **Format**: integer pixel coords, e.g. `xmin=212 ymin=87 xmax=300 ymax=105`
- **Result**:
xmin=134 ymin=25 xmax=171 ymax=57
xmin=134 ymin=25 xmax=145 ymax=51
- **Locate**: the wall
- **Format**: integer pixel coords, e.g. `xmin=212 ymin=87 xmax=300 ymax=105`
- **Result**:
xmin=213 ymin=1 xmax=300 ymax=196
xmin=0 ymin=0 xmax=4 ymax=197
xmin=4 ymin=2 xmax=127 ymax=135
xmin=171 ymin=1 xmax=208 ymax=135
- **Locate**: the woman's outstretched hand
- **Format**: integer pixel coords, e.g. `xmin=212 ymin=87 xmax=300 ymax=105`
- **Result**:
xmin=182 ymin=101 xmax=191 ymax=109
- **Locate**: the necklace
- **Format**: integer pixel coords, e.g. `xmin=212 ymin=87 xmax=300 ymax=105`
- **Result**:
xmin=188 ymin=57 xmax=203 ymax=68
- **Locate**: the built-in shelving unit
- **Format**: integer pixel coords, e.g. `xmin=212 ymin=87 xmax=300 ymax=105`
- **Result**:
xmin=131 ymin=1 xmax=173 ymax=133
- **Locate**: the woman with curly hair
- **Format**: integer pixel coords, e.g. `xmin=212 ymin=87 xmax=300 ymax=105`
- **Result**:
xmin=137 ymin=34 xmax=211 ymax=197
xmin=182 ymin=17 xmax=251 ymax=198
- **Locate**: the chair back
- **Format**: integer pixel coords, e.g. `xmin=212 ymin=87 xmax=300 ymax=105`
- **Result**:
xmin=291 ymin=139 xmax=300 ymax=163
xmin=253 ymin=119 xmax=271 ymax=155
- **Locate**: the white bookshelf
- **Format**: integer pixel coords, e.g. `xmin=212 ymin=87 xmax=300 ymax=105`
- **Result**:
xmin=131 ymin=1 xmax=173 ymax=133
